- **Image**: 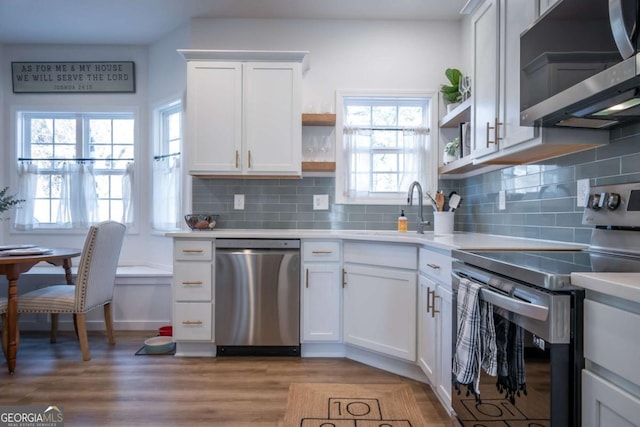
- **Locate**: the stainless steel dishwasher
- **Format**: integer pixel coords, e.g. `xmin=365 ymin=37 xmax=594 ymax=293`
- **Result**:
xmin=215 ymin=239 xmax=300 ymax=356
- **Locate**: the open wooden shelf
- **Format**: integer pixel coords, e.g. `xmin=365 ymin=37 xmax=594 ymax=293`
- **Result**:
xmin=302 ymin=161 xmax=336 ymax=172
xmin=438 ymin=156 xmax=481 ymax=175
xmin=302 ymin=113 xmax=336 ymax=126
xmin=439 ymin=98 xmax=471 ymax=128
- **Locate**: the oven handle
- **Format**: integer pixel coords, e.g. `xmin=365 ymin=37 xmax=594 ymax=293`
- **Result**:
xmin=452 ymin=271 xmax=549 ymax=321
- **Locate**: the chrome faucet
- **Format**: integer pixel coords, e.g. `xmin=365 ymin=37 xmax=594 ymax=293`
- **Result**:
xmin=407 ymin=181 xmax=430 ymax=234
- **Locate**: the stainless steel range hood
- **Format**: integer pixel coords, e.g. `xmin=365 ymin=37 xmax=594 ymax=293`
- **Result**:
xmin=520 ymin=53 xmax=640 ymax=129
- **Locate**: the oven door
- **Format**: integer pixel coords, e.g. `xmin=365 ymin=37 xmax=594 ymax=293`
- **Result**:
xmin=451 ymin=263 xmax=582 ymax=427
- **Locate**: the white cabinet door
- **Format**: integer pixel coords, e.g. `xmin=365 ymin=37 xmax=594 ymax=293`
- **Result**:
xmin=302 ymin=263 xmax=341 ymax=342
xmin=343 ymin=264 xmax=417 ymax=362
xmin=471 ymin=0 xmax=500 ymax=159
xmin=243 ymin=62 xmax=301 ymax=175
xmin=436 ymin=284 xmax=453 ymax=409
xmin=173 ymin=262 xmax=212 ymax=302
xmin=582 ymin=370 xmax=640 ymax=427
xmin=418 ymin=274 xmax=437 ymax=384
xmin=497 ymin=0 xmax=537 ymax=151
xmin=184 ymin=60 xmax=302 ymax=176
xmin=185 ymin=62 xmax=242 ymax=174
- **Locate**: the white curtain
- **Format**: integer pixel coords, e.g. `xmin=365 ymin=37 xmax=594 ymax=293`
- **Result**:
xmin=122 ymin=163 xmax=134 ymax=226
xmin=152 ymin=156 xmax=180 ymax=230
xmin=14 ymin=163 xmax=39 ymax=230
xmin=342 ymin=126 xmax=428 ymax=201
xmin=398 ymin=128 xmax=428 ymax=191
xmin=57 ymin=163 xmax=98 ymax=228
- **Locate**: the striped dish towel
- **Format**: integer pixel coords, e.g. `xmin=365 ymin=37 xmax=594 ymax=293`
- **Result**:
xmin=452 ymin=278 xmax=482 ymax=398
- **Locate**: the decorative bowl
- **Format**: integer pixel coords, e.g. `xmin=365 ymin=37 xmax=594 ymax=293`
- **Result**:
xmin=144 ymin=336 xmax=174 ymax=354
xmin=184 ymin=214 xmax=218 ymax=230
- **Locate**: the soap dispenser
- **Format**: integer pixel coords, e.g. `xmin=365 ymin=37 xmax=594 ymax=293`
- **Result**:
xmin=398 ymin=209 xmax=407 ymax=232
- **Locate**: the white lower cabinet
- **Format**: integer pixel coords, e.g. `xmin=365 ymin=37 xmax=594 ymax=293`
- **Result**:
xmin=301 ymin=240 xmax=342 ymax=342
xmin=343 ymin=242 xmax=418 ymax=362
xmin=172 ymin=239 xmax=214 ymax=344
xmin=418 ymin=246 xmax=453 ymax=410
xmin=582 ymin=297 xmax=640 ymax=427
xmin=173 ymin=302 xmax=213 ymax=341
xmin=418 ymin=274 xmax=438 ymax=384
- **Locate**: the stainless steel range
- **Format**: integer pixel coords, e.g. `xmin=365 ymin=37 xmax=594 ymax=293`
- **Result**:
xmin=450 ymin=181 xmax=640 ymax=427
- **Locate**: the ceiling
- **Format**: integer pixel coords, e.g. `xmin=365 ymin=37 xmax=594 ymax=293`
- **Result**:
xmin=0 ymin=0 xmax=467 ymax=45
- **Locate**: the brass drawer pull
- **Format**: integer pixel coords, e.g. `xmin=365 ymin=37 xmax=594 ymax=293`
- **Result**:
xmin=181 ymin=320 xmax=203 ymax=325
xmin=248 ymin=150 xmax=252 ymax=168
xmin=235 ymin=150 xmax=239 ymax=168
xmin=312 ymin=250 xmax=333 ymax=254
xmin=182 ymin=249 xmax=204 ymax=253
xmin=426 ymin=263 xmax=440 ymax=270
xmin=181 ymin=281 xmax=203 ymax=286
xmin=306 ymin=268 xmax=309 ymax=288
xmin=342 ymin=268 xmax=347 ymax=288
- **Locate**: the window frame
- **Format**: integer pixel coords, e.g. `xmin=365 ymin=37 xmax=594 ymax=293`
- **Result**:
xmin=10 ymin=105 xmax=140 ymax=234
xmin=151 ymin=99 xmax=183 ymax=232
xmin=335 ymin=90 xmax=438 ymax=205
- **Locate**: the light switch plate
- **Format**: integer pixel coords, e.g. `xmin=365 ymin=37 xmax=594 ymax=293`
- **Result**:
xmin=498 ymin=190 xmax=506 ymax=211
xmin=234 ymin=194 xmax=245 ymax=210
xmin=577 ymin=179 xmax=590 ymax=207
xmin=313 ymin=194 xmax=329 ymax=210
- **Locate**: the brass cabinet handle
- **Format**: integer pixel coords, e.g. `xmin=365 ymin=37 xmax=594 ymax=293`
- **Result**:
xmin=305 ymin=268 xmax=309 ymax=288
xmin=431 ymin=291 xmax=441 ymax=318
xmin=494 ymin=117 xmax=503 ymax=146
xmin=181 ymin=281 xmax=203 ymax=286
xmin=342 ymin=268 xmax=347 ymax=288
xmin=248 ymin=150 xmax=252 ymax=168
xmin=312 ymin=250 xmax=333 ymax=254
xmin=426 ymin=263 xmax=440 ymax=270
xmin=486 ymin=121 xmax=494 ymax=148
xmin=235 ymin=150 xmax=239 ymax=169
xmin=182 ymin=249 xmax=204 ymax=253
xmin=486 ymin=118 xmax=503 ymax=148
xmin=181 ymin=320 xmax=203 ymax=325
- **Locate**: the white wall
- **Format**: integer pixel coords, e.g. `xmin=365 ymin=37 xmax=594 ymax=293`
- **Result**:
xmin=190 ymin=18 xmax=463 ymax=109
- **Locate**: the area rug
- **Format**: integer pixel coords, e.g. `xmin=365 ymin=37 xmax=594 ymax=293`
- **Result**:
xmin=283 ymin=383 xmax=427 ymax=427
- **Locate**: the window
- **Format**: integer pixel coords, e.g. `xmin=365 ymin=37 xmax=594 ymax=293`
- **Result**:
xmin=152 ymin=101 xmax=182 ymax=231
xmin=336 ymin=93 xmax=433 ymax=204
xmin=15 ymin=111 xmax=135 ymax=230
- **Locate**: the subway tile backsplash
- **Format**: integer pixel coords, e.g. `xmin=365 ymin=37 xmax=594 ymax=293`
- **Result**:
xmin=192 ymin=127 xmax=640 ymax=242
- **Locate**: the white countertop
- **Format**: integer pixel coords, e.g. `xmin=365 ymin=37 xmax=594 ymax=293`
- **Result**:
xmin=166 ymin=229 xmax=587 ymax=252
xmin=571 ymin=272 xmax=640 ymax=304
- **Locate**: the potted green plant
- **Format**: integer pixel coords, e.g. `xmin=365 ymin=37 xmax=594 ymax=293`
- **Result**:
xmin=440 ymin=68 xmax=462 ymax=112
xmin=0 ymin=186 xmax=24 ymax=220
xmin=443 ymin=137 xmax=460 ymax=164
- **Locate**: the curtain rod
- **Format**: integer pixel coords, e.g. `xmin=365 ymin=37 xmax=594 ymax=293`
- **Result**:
xmin=19 ymin=157 xmax=134 ymax=162
xmin=153 ymin=152 xmax=181 ymax=160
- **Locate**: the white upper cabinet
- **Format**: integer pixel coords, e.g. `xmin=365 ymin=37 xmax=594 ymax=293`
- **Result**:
xmin=470 ymin=0 xmax=500 ymax=159
xmin=180 ymin=50 xmax=308 ymax=177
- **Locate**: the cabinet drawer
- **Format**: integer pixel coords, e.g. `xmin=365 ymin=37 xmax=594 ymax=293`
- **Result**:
xmin=174 ymin=240 xmax=212 ymax=261
xmin=174 ymin=262 xmax=213 ymax=301
xmin=303 ymin=241 xmax=341 ymax=262
xmin=174 ymin=302 xmax=213 ymax=341
xmin=584 ymin=299 xmax=640 ymax=386
xmin=344 ymin=242 xmax=417 ymax=270
xmin=419 ymin=247 xmax=452 ymax=284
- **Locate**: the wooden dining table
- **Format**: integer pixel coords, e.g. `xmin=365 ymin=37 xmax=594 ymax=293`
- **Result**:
xmin=0 ymin=247 xmax=81 ymax=374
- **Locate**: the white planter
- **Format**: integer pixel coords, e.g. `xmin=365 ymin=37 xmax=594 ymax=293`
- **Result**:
xmin=446 ymin=102 xmax=461 ymax=113
xmin=443 ymin=152 xmax=458 ymax=164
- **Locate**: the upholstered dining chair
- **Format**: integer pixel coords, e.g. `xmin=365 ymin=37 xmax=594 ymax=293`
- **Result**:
xmin=14 ymin=220 xmax=125 ymax=361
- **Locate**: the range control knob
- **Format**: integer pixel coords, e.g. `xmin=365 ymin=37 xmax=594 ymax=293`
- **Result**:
xmin=606 ymin=192 xmax=621 ymax=210
xmin=588 ymin=193 xmax=602 ymax=210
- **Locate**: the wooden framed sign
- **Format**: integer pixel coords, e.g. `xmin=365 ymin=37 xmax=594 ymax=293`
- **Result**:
xmin=11 ymin=61 xmax=136 ymax=93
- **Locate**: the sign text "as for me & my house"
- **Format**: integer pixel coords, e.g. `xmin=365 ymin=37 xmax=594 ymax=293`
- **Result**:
xmin=11 ymin=61 xmax=136 ymax=93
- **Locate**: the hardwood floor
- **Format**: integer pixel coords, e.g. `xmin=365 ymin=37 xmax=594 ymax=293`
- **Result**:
xmin=0 ymin=331 xmax=451 ymax=426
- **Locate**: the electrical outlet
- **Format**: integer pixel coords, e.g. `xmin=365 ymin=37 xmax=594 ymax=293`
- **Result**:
xmin=498 ymin=190 xmax=506 ymax=211
xmin=234 ymin=194 xmax=245 ymax=210
xmin=313 ymin=194 xmax=329 ymax=210
xmin=577 ymin=179 xmax=590 ymax=207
